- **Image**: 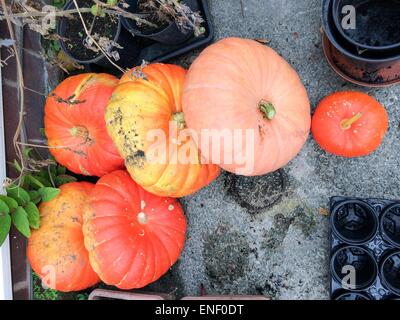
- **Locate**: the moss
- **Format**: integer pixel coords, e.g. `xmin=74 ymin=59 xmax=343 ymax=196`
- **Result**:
xmin=33 ymin=272 xmax=59 ymax=300
xmin=32 ymin=272 xmax=90 ymax=300
xmin=203 ymin=226 xmax=250 ymax=286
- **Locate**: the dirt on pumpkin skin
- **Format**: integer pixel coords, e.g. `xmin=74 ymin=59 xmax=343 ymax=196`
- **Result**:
xmin=106 ymin=105 xmax=146 ymax=169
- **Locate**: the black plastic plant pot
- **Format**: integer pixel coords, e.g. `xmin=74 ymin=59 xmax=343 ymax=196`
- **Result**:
xmin=380 ymin=251 xmax=400 ymax=296
xmin=380 ymin=204 xmax=400 ymax=248
xmin=58 ymin=0 xmax=140 ymax=69
xmin=331 ymin=200 xmax=378 ymax=244
xmin=333 ymin=291 xmax=371 ymax=300
xmin=332 ymin=0 xmax=400 ymax=54
xmin=121 ymin=0 xmax=199 ymax=45
xmin=331 ymin=246 xmax=378 ymax=291
xmin=322 ymin=0 xmax=400 ymax=86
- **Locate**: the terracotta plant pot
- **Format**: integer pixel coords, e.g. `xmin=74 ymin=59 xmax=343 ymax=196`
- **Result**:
xmin=332 ymin=0 xmax=400 ymax=54
xmin=321 ymin=0 xmax=400 ymax=86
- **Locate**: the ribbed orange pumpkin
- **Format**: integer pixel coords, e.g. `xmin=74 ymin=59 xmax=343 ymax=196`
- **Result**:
xmin=27 ymin=182 xmax=99 ymax=292
xmin=45 ymin=73 xmax=125 ymax=177
xmin=312 ymin=91 xmax=388 ymax=157
xmin=183 ymin=37 xmax=311 ymax=176
xmin=105 ymin=63 xmax=220 ymax=197
xmin=83 ymin=170 xmax=187 ymax=289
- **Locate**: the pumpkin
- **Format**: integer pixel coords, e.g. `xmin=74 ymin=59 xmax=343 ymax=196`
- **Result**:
xmin=27 ymin=182 xmax=99 ymax=292
xmin=82 ymin=170 xmax=187 ymax=289
xmin=182 ymin=37 xmax=311 ymax=176
xmin=311 ymin=91 xmax=388 ymax=157
xmin=45 ymin=73 xmax=125 ymax=177
xmin=105 ymin=63 xmax=220 ymax=197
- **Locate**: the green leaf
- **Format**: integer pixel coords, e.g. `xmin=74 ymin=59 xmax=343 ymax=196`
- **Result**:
xmin=8 ymin=160 xmax=22 ymax=173
xmin=0 ymin=196 xmax=18 ymax=210
xmin=24 ymin=202 xmax=40 ymax=229
xmin=32 ymin=175 xmax=52 ymax=188
xmin=12 ymin=207 xmax=31 ymax=238
xmin=57 ymin=165 xmax=66 ymax=175
xmin=38 ymin=187 xmax=60 ymax=202
xmin=91 ymin=4 xmax=106 ymax=17
xmin=0 ymin=199 xmax=10 ymax=214
xmin=26 ymin=175 xmax=45 ymax=189
xmin=23 ymin=147 xmax=33 ymax=159
xmin=55 ymin=175 xmax=77 ymax=187
xmin=28 ymin=190 xmax=41 ymax=205
xmin=7 ymin=186 xmax=30 ymax=206
xmin=52 ymin=0 xmax=66 ymax=10
xmin=107 ymin=0 xmax=118 ymax=6
xmin=39 ymin=128 xmax=47 ymax=138
xmin=0 ymin=213 xmax=11 ymax=247
xmin=49 ymin=165 xmax=57 ymax=180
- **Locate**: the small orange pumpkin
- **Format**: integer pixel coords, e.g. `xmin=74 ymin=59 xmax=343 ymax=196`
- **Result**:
xmin=105 ymin=63 xmax=220 ymax=197
xmin=311 ymin=91 xmax=388 ymax=157
xmin=83 ymin=170 xmax=187 ymax=289
xmin=45 ymin=73 xmax=125 ymax=177
xmin=183 ymin=37 xmax=311 ymax=176
xmin=27 ymin=182 xmax=99 ymax=292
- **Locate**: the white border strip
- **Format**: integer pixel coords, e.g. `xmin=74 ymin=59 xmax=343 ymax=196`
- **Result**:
xmin=0 ymin=51 xmax=13 ymax=300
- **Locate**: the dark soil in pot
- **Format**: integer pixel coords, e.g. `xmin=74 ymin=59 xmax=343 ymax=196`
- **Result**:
xmin=334 ymin=0 xmax=400 ymax=49
xmin=134 ymin=0 xmax=171 ymax=34
xmin=122 ymin=0 xmax=200 ymax=45
xmin=322 ymin=0 xmax=400 ymax=86
xmin=59 ymin=0 xmax=120 ymax=62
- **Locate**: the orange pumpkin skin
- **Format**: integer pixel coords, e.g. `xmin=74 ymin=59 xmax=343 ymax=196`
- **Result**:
xmin=183 ymin=37 xmax=311 ymax=176
xmin=311 ymin=92 xmax=388 ymax=157
xmin=27 ymin=182 xmax=99 ymax=292
xmin=83 ymin=170 xmax=187 ymax=289
xmin=106 ymin=63 xmax=220 ymax=198
xmin=45 ymin=73 xmax=125 ymax=177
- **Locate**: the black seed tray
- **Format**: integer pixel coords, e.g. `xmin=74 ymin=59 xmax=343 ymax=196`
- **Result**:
xmin=87 ymin=0 xmax=213 ymax=75
xmin=330 ymin=196 xmax=400 ymax=300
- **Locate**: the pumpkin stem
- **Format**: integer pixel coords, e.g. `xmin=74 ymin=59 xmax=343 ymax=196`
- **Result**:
xmin=340 ymin=113 xmax=363 ymax=130
xmin=259 ymin=100 xmax=276 ymax=120
xmin=172 ymin=112 xmax=186 ymax=130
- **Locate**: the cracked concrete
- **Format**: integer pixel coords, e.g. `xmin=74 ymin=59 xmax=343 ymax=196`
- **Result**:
xmin=10 ymin=0 xmax=398 ymax=301
xmin=163 ymin=0 xmax=400 ymax=300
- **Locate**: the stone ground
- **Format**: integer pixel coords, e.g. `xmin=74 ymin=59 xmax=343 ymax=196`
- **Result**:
xmin=156 ymin=0 xmax=400 ymax=300
xmin=3 ymin=0 xmax=400 ymax=301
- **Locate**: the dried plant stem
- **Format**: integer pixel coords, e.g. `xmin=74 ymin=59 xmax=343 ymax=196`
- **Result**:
xmin=16 ymin=141 xmax=87 ymax=149
xmin=1 ymin=0 xmax=26 ymax=185
xmin=71 ymin=0 xmax=126 ymax=73
xmin=92 ymin=0 xmax=157 ymax=27
xmin=1 ymin=8 xmax=93 ymax=19
xmin=1 ymin=6 xmax=157 ymax=28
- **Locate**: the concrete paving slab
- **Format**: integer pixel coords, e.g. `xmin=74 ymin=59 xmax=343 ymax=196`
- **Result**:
xmin=168 ymin=0 xmax=400 ymax=300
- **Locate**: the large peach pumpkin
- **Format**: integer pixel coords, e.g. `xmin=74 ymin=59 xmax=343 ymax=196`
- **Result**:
xmin=45 ymin=73 xmax=125 ymax=177
xmin=83 ymin=170 xmax=187 ymax=289
xmin=105 ymin=63 xmax=220 ymax=197
xmin=27 ymin=182 xmax=99 ymax=292
xmin=183 ymin=37 xmax=311 ymax=176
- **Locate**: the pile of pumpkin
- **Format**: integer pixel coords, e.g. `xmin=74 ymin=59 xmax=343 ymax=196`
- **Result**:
xmin=28 ymin=37 xmax=389 ymax=292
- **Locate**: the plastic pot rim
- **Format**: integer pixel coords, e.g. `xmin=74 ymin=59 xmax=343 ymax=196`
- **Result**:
xmin=330 ymin=245 xmax=378 ymax=291
xmin=57 ymin=0 xmax=123 ymax=65
xmin=331 ymin=0 xmax=400 ymax=52
xmin=322 ymin=0 xmax=400 ymax=63
xmin=330 ymin=200 xmax=379 ymax=245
